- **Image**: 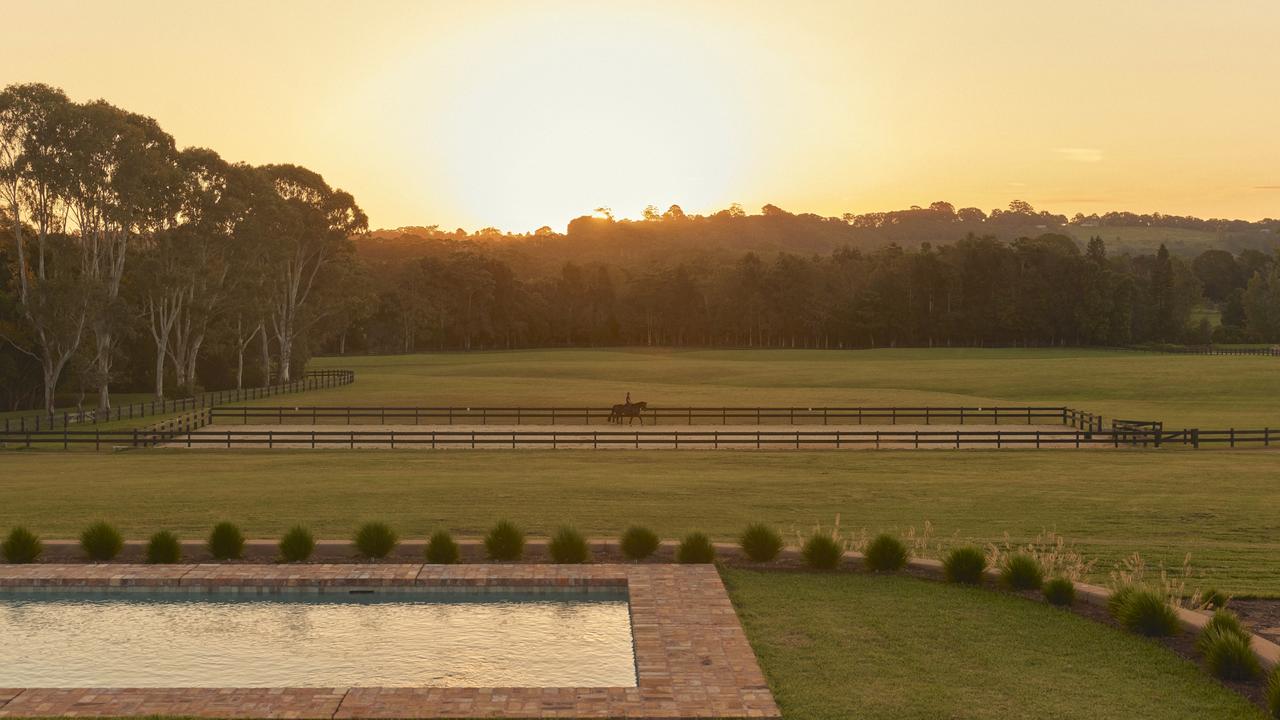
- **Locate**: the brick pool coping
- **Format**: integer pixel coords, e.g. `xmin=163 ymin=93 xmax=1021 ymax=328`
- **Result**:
xmin=0 ymin=564 xmax=780 ymax=719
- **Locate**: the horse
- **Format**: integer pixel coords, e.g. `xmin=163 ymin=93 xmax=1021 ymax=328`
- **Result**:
xmin=609 ymin=401 xmax=648 ymax=425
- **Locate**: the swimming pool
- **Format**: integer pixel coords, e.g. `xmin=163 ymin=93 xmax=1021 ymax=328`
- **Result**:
xmin=0 ymin=590 xmax=636 ymax=688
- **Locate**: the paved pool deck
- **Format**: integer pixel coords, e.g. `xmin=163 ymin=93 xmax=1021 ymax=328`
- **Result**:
xmin=0 ymin=563 xmax=780 ymax=719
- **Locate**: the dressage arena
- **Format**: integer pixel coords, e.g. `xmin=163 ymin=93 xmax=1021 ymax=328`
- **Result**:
xmin=12 ymin=402 xmax=1266 ymax=451
xmin=148 ymin=404 xmax=1166 ymax=451
xmin=162 ymin=422 xmax=1112 ymax=450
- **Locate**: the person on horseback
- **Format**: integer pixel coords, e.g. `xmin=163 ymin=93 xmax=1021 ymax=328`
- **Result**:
xmin=625 ymin=392 xmax=631 ymax=405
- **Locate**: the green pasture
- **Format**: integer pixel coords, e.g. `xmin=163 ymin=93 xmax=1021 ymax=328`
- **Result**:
xmin=281 ymin=348 xmax=1280 ymax=428
xmin=2 ymin=449 xmax=1277 ymax=595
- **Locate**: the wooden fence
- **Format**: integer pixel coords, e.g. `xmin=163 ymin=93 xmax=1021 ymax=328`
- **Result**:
xmin=2 ymin=426 xmax=1274 ymax=451
xmin=209 ymin=404 xmax=1104 ymax=429
xmin=2 ymin=370 xmax=354 ymax=433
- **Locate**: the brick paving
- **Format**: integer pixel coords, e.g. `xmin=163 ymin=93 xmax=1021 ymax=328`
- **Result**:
xmin=0 ymin=564 xmax=778 ymax=719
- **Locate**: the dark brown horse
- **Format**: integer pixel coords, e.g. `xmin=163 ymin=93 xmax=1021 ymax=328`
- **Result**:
xmin=609 ymin=401 xmax=648 ymax=425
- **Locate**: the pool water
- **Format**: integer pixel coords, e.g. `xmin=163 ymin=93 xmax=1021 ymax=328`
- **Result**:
xmin=0 ymin=591 xmax=636 ymax=687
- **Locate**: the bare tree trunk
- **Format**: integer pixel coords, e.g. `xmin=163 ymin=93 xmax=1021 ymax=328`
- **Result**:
xmin=259 ymin=325 xmax=272 ymax=385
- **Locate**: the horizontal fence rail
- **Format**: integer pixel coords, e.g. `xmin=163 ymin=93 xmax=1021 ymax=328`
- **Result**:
xmin=3 ymin=427 xmax=1275 ymax=451
xmin=2 ymin=370 xmax=354 ymax=433
xmin=210 ymin=405 xmax=1101 ymax=429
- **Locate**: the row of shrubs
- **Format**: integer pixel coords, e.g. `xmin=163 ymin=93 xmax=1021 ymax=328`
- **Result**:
xmin=1 ymin=521 xmax=879 ymax=568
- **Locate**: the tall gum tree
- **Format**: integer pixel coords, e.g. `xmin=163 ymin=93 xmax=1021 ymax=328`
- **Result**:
xmin=259 ymin=164 xmax=366 ymax=382
xmin=0 ymin=84 xmax=89 ymax=415
xmin=65 ymin=100 xmax=179 ymax=413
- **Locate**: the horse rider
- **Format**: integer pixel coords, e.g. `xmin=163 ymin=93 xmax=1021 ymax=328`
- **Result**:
xmin=625 ymin=392 xmax=631 ymax=406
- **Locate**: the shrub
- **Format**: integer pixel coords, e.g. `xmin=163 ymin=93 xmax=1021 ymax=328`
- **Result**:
xmin=801 ymin=533 xmax=843 ymax=570
xmin=80 ymin=521 xmax=123 ymax=561
xmin=354 ymin=522 xmax=398 ymax=559
xmin=1043 ymin=576 xmax=1075 ymax=606
xmin=1108 ymin=585 xmax=1136 ymax=619
xmin=677 ymin=532 xmax=715 ymax=564
xmin=1000 ymin=553 xmax=1044 ymax=591
xmin=548 ymin=526 xmax=590 ymax=564
xmin=619 ymin=526 xmax=660 ymax=561
xmin=2 ymin=526 xmax=42 ymax=564
xmin=207 ymin=521 xmax=245 ymax=560
xmin=942 ymin=546 xmax=986 ymax=585
xmin=425 ymin=530 xmax=459 ymax=564
xmin=1198 ymin=587 xmax=1229 ymax=610
xmin=485 ymin=520 xmax=525 ymax=561
xmin=739 ymin=523 xmax=783 ymax=563
xmin=862 ymin=533 xmax=907 ymax=572
xmin=1268 ymin=665 xmax=1280 ymax=719
xmin=278 ymin=526 xmax=315 ymax=563
xmin=1197 ymin=610 xmax=1246 ymax=653
xmin=146 ymin=530 xmax=182 ymax=564
xmin=1201 ymin=626 xmax=1260 ymax=681
xmin=1117 ymin=588 xmax=1179 ymax=637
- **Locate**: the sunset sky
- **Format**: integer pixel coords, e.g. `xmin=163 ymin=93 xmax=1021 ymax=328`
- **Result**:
xmin=8 ymin=0 xmax=1280 ymax=231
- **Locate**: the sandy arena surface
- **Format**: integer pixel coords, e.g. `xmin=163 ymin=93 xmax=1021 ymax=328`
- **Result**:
xmin=164 ymin=423 xmax=1121 ymax=450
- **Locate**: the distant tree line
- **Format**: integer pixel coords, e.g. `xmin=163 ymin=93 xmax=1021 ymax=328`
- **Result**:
xmin=3 ymin=82 xmax=1279 ymax=412
xmin=334 ymin=229 xmax=1277 ymax=355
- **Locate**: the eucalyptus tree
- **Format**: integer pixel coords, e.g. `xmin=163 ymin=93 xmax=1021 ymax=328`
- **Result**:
xmin=64 ymin=99 xmax=180 ymax=412
xmin=0 ymin=83 xmax=88 ymax=414
xmin=258 ymin=164 xmax=366 ymax=381
xmin=165 ymin=152 xmax=265 ymax=396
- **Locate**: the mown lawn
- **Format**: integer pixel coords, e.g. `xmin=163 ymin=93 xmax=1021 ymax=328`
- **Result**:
xmin=2 ymin=449 xmax=1278 ymax=595
xmin=291 ymin=348 xmax=1280 ymax=428
xmin=724 ymin=568 xmax=1263 ymax=719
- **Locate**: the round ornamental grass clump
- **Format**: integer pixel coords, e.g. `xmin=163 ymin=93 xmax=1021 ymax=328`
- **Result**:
xmin=1108 ymin=585 xmax=1136 ymax=619
xmin=485 ymin=520 xmax=525 ymax=561
xmin=354 ymin=522 xmax=398 ymax=559
xmin=2 ymin=526 xmax=43 ymax=564
xmin=1197 ymin=610 xmax=1247 ymax=653
xmin=1117 ymin=588 xmax=1179 ymax=637
xmin=619 ymin=526 xmax=660 ymax=561
xmin=862 ymin=533 xmax=908 ymax=572
xmin=739 ymin=523 xmax=783 ymax=563
xmin=207 ymin=521 xmax=245 ymax=561
xmin=1198 ymin=587 xmax=1229 ymax=610
xmin=1000 ymin=553 xmax=1044 ymax=591
xmin=676 ymin=532 xmax=715 ymax=564
xmin=425 ymin=530 xmax=459 ymax=564
xmin=801 ymin=533 xmax=843 ymax=570
xmin=278 ymin=526 xmax=315 ymax=563
xmin=1042 ymin=576 xmax=1075 ymax=607
xmin=1201 ymin=626 xmax=1261 ymax=681
xmin=80 ymin=521 xmax=123 ymax=562
xmin=548 ymin=526 xmax=590 ymax=564
xmin=942 ymin=546 xmax=986 ymax=585
xmin=145 ymin=530 xmax=182 ymax=564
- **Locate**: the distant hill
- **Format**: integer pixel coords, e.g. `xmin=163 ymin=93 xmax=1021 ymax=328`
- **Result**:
xmin=363 ymin=202 xmax=1279 ymax=277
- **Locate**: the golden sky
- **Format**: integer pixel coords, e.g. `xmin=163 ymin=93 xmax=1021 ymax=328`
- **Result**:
xmin=7 ymin=0 xmax=1280 ymax=231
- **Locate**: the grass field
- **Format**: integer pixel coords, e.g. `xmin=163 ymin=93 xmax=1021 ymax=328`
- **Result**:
xmin=293 ymin=348 xmax=1280 ymax=428
xmin=3 ymin=347 xmax=1277 ymax=717
xmin=725 ymin=568 xmax=1264 ymax=719
xmin=3 ymin=449 xmax=1277 ymax=594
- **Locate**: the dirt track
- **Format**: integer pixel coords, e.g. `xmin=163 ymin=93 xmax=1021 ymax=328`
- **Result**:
xmin=164 ymin=423 xmax=1119 ymax=450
